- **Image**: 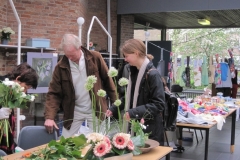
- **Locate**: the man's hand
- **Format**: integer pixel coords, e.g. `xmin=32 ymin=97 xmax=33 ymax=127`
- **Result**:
xmin=44 ymin=119 xmax=59 ymax=134
xmin=0 ymin=108 xmax=11 ymax=120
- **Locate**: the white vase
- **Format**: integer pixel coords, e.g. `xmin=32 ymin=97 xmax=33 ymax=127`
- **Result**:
xmin=104 ymin=153 xmax=133 ymax=160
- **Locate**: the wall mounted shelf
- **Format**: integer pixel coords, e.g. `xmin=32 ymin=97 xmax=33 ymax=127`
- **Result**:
xmin=0 ymin=44 xmax=56 ymax=54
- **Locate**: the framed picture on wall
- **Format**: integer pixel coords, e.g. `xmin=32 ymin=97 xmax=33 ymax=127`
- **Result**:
xmin=27 ymin=52 xmax=58 ymax=93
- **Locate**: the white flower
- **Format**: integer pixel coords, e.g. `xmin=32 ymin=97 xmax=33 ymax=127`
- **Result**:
xmin=86 ymin=133 xmax=104 ymax=143
xmin=140 ymin=123 xmax=147 ymax=130
xmin=20 ymin=87 xmax=25 ymax=92
xmin=2 ymin=79 xmax=14 ymax=86
xmin=84 ymin=83 xmax=93 ymax=91
xmin=86 ymin=75 xmax=97 ymax=85
xmin=97 ymin=89 xmax=106 ymax=97
xmin=108 ymin=67 xmax=118 ymax=77
xmin=21 ymin=92 xmax=27 ymax=98
xmin=1 ymin=27 xmax=15 ymax=34
xmin=30 ymin=95 xmax=35 ymax=101
xmin=114 ymin=99 xmax=122 ymax=107
xmin=118 ymin=77 xmax=128 ymax=87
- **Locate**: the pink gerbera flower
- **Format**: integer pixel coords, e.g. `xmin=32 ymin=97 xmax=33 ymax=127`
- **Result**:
xmin=127 ymin=139 xmax=134 ymax=151
xmin=112 ymin=133 xmax=130 ymax=149
xmin=93 ymin=141 xmax=108 ymax=157
xmin=104 ymin=136 xmax=112 ymax=152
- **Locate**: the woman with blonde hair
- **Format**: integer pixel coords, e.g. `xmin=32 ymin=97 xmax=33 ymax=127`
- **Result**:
xmin=106 ymin=39 xmax=165 ymax=145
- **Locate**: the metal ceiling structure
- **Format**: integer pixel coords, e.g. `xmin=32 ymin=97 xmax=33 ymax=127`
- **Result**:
xmin=133 ymin=9 xmax=240 ymax=30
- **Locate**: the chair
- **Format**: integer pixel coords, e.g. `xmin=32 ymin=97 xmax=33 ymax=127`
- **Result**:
xmin=0 ymin=149 xmax=7 ymax=156
xmin=18 ymin=126 xmax=58 ymax=150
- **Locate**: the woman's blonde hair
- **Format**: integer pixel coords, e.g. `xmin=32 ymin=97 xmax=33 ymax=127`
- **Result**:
xmin=120 ymin=39 xmax=154 ymax=60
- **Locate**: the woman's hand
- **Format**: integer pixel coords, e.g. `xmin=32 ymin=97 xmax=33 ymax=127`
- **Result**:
xmin=124 ymin=112 xmax=131 ymax=121
xmin=106 ymin=110 xmax=113 ymax=117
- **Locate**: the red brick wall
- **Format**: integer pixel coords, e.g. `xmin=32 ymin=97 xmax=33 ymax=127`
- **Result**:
xmin=0 ymin=0 xmax=7 ymax=27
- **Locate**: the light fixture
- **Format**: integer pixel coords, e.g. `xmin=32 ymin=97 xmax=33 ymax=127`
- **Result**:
xmin=198 ymin=19 xmax=210 ymax=25
xmin=77 ymin=17 xmax=85 ymax=41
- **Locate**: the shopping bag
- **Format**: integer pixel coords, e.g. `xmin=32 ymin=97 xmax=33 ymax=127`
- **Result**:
xmin=78 ymin=120 xmax=92 ymax=136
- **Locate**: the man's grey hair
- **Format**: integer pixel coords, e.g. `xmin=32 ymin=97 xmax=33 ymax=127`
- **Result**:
xmin=61 ymin=34 xmax=82 ymax=50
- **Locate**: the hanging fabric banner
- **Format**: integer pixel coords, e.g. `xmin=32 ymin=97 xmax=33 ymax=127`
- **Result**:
xmin=193 ymin=59 xmax=201 ymax=87
xmin=208 ymin=56 xmax=215 ymax=84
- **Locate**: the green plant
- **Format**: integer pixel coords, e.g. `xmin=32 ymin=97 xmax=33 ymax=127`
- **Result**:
xmin=26 ymin=135 xmax=87 ymax=160
xmin=0 ymin=27 xmax=15 ymax=41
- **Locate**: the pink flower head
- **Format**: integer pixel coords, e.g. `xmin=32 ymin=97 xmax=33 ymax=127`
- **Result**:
xmin=89 ymin=42 xmax=93 ymax=47
xmin=127 ymin=139 xmax=134 ymax=151
xmin=104 ymin=136 xmax=112 ymax=153
xmin=140 ymin=118 xmax=144 ymax=124
xmin=93 ymin=141 xmax=108 ymax=157
xmin=112 ymin=133 xmax=130 ymax=149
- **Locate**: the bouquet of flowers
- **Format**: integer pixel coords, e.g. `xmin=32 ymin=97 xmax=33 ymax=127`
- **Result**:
xmin=84 ymin=132 xmax=134 ymax=159
xmin=0 ymin=27 xmax=15 ymax=41
xmin=0 ymin=78 xmax=35 ymax=146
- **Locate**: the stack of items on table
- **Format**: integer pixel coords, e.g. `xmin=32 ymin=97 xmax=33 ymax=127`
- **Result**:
xmin=176 ymin=91 xmax=240 ymax=130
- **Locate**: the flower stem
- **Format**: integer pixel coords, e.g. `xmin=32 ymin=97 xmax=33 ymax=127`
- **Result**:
xmin=122 ymin=87 xmax=127 ymax=133
xmin=113 ymin=77 xmax=118 ymax=99
xmin=4 ymin=119 xmax=9 ymax=147
xmin=91 ymin=90 xmax=96 ymax=132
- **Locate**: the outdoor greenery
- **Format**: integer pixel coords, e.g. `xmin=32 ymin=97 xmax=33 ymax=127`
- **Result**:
xmin=169 ymin=28 xmax=240 ymax=63
xmin=168 ymin=28 xmax=240 ymax=89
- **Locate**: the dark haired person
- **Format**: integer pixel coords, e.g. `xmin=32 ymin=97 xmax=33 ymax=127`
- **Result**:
xmin=0 ymin=62 xmax=38 ymax=154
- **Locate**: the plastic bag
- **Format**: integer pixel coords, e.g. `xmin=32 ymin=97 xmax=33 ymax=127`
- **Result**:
xmin=77 ymin=120 xmax=92 ymax=136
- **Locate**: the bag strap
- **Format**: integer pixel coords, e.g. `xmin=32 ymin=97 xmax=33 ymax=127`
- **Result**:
xmin=145 ymin=68 xmax=156 ymax=90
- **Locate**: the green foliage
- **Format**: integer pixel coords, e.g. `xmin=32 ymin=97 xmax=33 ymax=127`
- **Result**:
xmin=170 ymin=28 xmax=240 ymax=57
xmin=27 ymin=135 xmax=87 ymax=160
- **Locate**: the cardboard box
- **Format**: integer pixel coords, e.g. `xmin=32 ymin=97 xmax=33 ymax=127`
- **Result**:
xmin=182 ymin=131 xmax=194 ymax=142
xmin=26 ymin=38 xmax=50 ymax=48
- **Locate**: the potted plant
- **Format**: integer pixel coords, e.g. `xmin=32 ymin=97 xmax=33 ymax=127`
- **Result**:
xmin=0 ymin=27 xmax=15 ymax=45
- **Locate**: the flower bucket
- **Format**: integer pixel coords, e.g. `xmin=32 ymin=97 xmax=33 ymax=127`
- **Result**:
xmin=104 ymin=153 xmax=133 ymax=160
xmin=1 ymin=39 xmax=9 ymax=45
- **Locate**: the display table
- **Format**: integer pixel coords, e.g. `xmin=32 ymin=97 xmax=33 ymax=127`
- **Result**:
xmin=177 ymin=108 xmax=236 ymax=160
xmin=132 ymin=146 xmax=172 ymax=160
xmin=3 ymin=145 xmax=172 ymax=160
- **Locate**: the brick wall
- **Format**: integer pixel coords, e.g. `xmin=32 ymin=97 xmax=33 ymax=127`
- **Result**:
xmin=119 ymin=14 xmax=134 ymax=57
xmin=0 ymin=0 xmax=7 ymax=27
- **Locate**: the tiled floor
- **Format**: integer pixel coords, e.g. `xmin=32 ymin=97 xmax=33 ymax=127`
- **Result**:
xmin=161 ymin=116 xmax=240 ymax=160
